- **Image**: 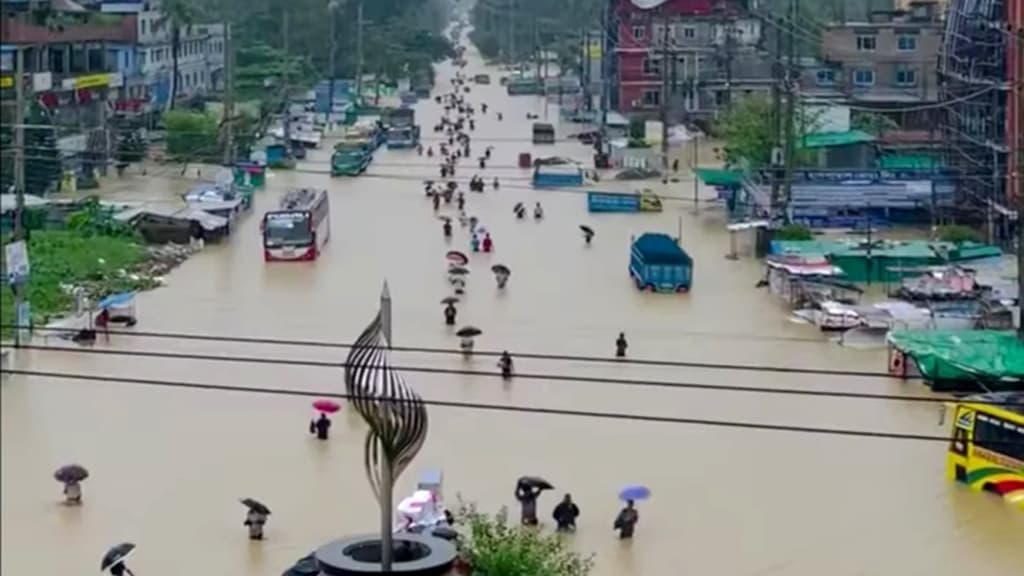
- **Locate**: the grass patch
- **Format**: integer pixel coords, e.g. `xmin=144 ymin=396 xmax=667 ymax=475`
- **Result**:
xmin=1 ymin=231 xmax=155 ymax=338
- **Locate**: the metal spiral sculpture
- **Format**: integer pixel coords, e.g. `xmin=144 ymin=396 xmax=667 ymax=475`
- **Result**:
xmin=344 ymin=305 xmax=428 ymax=570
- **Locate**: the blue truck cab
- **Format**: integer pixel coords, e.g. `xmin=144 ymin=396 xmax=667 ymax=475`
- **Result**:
xmin=629 ymin=233 xmax=693 ymax=293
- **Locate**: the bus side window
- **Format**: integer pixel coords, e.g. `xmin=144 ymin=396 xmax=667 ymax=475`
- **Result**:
xmin=951 ymin=427 xmax=968 ymax=456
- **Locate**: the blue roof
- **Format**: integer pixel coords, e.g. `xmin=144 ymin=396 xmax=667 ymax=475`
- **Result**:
xmin=632 ymin=233 xmax=692 ymax=265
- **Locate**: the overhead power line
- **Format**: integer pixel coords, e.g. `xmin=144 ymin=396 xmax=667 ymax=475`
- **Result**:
xmin=8 ymin=325 xmax=916 ymax=380
xmin=7 ymin=344 xmax=973 ymax=405
xmin=7 ymin=368 xmax=1015 ymax=447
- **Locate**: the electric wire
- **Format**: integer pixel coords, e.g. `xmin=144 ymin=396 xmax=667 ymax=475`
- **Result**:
xmin=10 ymin=343 xmax=1013 ymax=406
xmin=4 ymin=324 xmax=918 ymax=379
xmin=7 ymin=368 xmax=1020 ymax=447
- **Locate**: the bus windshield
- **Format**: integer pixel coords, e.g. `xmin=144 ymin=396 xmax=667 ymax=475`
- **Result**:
xmin=264 ymin=213 xmax=312 ymax=247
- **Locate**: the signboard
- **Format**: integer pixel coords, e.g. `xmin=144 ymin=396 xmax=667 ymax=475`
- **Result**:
xmin=60 ymin=73 xmax=123 ymax=90
xmin=4 ymin=240 xmax=30 ymax=285
xmin=32 ymin=71 xmax=52 ymax=92
xmin=0 ymin=76 xmax=12 ymax=89
xmin=756 ymin=169 xmax=953 ymax=183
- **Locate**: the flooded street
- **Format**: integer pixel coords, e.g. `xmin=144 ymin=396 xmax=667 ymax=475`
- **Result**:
xmin=3 ymin=43 xmax=1023 ymax=576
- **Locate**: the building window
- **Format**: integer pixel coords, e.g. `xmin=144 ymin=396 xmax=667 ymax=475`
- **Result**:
xmin=895 ymin=66 xmax=917 ymax=86
xmin=853 ymin=69 xmax=875 ymax=86
xmin=815 ymin=69 xmax=835 ymax=86
xmin=141 ymin=19 xmax=147 ymax=36
xmin=139 ymin=51 xmax=147 ymax=67
xmin=856 ymin=36 xmax=876 ymax=51
xmin=632 ymin=25 xmax=645 ymax=40
xmin=682 ymin=26 xmax=696 ymax=39
xmin=642 ymin=57 xmax=662 ymax=76
xmin=897 ymin=36 xmax=917 ymax=51
xmin=641 ymin=89 xmax=660 ymax=107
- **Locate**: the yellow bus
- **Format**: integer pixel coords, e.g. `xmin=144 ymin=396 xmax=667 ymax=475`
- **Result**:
xmin=946 ymin=392 xmax=1024 ymax=509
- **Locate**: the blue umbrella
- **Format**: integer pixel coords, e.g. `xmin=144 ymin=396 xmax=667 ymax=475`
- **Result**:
xmin=97 ymin=292 xmax=135 ymax=309
xmin=618 ymin=485 xmax=650 ymax=502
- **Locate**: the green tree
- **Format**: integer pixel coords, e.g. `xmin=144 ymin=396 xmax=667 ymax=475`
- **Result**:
xmin=715 ymin=94 xmax=821 ymax=169
xmin=455 ymin=501 xmax=594 ymax=576
xmin=164 ymin=110 xmax=220 ymax=162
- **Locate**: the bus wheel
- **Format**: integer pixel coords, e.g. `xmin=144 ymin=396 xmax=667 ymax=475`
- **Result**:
xmin=644 ymin=284 xmax=656 ymax=293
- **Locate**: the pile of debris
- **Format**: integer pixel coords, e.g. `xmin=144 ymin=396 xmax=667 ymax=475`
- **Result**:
xmin=141 ymin=243 xmax=199 ymax=280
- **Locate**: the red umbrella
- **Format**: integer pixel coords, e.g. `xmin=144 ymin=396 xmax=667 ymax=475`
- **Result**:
xmin=312 ymin=399 xmax=341 ymax=413
xmin=446 ymin=250 xmax=469 ymax=266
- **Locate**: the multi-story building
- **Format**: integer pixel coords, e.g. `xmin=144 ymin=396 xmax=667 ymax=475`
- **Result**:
xmin=940 ymin=0 xmax=1016 ymax=239
xmin=125 ymin=1 xmax=225 ymax=112
xmin=818 ymin=1 xmax=943 ymax=128
xmin=610 ymin=0 xmax=770 ymax=121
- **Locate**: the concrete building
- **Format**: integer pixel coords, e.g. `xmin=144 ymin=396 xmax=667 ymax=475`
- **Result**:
xmin=131 ymin=2 xmax=225 ymax=112
xmin=819 ymin=1 xmax=943 ymax=128
xmin=610 ymin=0 xmax=772 ymax=122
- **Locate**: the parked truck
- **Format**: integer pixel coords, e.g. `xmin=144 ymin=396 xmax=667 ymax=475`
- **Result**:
xmin=629 ymin=233 xmax=693 ymax=293
xmin=384 ymin=108 xmax=420 ymax=148
xmin=331 ymin=138 xmax=373 ymax=176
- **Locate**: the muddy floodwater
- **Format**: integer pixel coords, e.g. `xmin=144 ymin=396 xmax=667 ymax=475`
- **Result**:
xmin=3 ymin=41 xmax=1023 ymax=576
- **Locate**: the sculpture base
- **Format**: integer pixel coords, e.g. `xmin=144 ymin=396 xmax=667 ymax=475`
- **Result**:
xmin=305 ymin=533 xmax=456 ymax=576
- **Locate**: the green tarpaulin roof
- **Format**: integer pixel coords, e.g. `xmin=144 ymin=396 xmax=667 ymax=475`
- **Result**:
xmin=772 ymin=240 xmax=1002 ymax=261
xmin=887 ymin=330 xmax=1024 ymax=384
xmin=694 ymin=168 xmax=744 ymax=187
xmin=797 ymin=130 xmax=876 ymax=149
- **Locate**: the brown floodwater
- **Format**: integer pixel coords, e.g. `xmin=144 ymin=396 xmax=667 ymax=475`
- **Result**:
xmin=3 ymin=40 xmax=1022 ymax=576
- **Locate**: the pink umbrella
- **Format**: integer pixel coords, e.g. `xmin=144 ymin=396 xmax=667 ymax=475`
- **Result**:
xmin=312 ymin=399 xmax=341 ymax=413
xmin=446 ymin=250 xmax=469 ymax=266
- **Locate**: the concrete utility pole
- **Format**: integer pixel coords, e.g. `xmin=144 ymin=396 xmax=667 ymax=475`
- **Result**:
xmin=1015 ymin=24 xmax=1023 ymax=340
xmin=508 ymin=0 xmax=516 ymax=66
xmin=659 ymin=13 xmax=671 ymax=172
xmin=222 ymin=22 xmax=235 ymax=165
xmin=282 ymin=10 xmax=293 ymax=158
xmin=356 ymin=0 xmax=365 ymax=100
xmin=781 ymin=0 xmax=799 ymax=213
xmin=599 ymin=1 xmax=610 ymax=140
xmin=769 ymin=14 xmax=784 ymax=214
xmin=327 ymin=1 xmax=339 ymax=126
xmin=13 ymin=46 xmax=27 ymax=346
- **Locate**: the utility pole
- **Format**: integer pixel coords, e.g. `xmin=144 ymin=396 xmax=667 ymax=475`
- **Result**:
xmin=659 ymin=13 xmax=671 ymax=172
xmin=599 ymin=1 xmax=610 ymax=140
xmin=1015 ymin=24 xmax=1023 ymax=340
xmin=282 ymin=10 xmax=292 ymax=157
xmin=508 ymin=0 xmax=516 ymax=66
xmin=356 ymin=0 xmax=364 ymax=101
xmin=222 ymin=23 xmax=235 ymax=165
xmin=781 ymin=0 xmax=798 ymax=214
xmin=327 ymin=1 xmax=338 ymax=126
xmin=769 ymin=14 xmax=784 ymax=216
xmin=12 ymin=46 xmax=27 ymax=346
xmin=722 ymin=10 xmax=735 ymax=109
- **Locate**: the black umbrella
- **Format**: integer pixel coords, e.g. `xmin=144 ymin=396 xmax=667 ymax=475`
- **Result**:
xmin=579 ymin=225 xmax=594 ymax=236
xmin=54 ymin=464 xmax=89 ymax=483
xmin=240 ymin=498 xmax=271 ymax=515
xmin=448 ymin=266 xmax=470 ymax=276
xmin=456 ymin=326 xmax=482 ymax=338
xmin=491 ymin=264 xmax=511 ymax=275
xmin=517 ymin=476 xmax=554 ymax=491
xmin=513 ymin=202 xmax=524 ymax=214
xmin=440 ymin=296 xmax=459 ymax=305
xmin=100 ymin=542 xmax=135 ymax=572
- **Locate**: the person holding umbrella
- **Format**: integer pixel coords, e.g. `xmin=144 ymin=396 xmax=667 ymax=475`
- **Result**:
xmin=54 ymin=464 xmax=88 ymax=505
xmin=456 ymin=326 xmax=481 ymax=357
xmin=580 ymin=225 xmax=595 ymax=245
xmin=614 ymin=485 xmax=648 ymax=539
xmin=515 ymin=476 xmax=551 ymax=526
xmin=552 ymin=493 xmax=580 ymax=532
xmin=442 ymin=297 xmax=458 ymax=326
xmin=491 ymin=264 xmax=510 ymax=289
xmin=241 ymin=498 xmax=271 ymax=540
xmin=309 ymin=400 xmax=339 ymax=440
xmin=442 ymin=217 xmax=452 ymax=239
xmin=102 ymin=542 xmax=136 ymax=575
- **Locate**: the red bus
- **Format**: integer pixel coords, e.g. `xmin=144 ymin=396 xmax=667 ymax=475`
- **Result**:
xmin=262 ymin=188 xmax=330 ymax=262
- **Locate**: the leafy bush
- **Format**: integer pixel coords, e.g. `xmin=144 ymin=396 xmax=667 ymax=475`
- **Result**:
xmin=454 ymin=501 xmax=593 ymax=576
xmin=936 ymin=224 xmax=981 ymax=244
xmin=774 ymin=224 xmax=813 ymax=241
xmin=165 ymin=110 xmax=220 ymax=162
xmin=66 ymin=199 xmax=137 ymax=238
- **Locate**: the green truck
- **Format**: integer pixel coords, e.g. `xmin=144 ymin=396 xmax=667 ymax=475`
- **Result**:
xmin=330 ymin=138 xmax=374 ymax=176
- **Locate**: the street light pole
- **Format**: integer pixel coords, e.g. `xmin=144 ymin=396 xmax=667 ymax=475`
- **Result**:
xmin=328 ymin=0 xmax=339 ymax=126
xmin=13 ymin=46 xmax=27 ymax=347
xmin=356 ymin=0 xmax=364 ymax=101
